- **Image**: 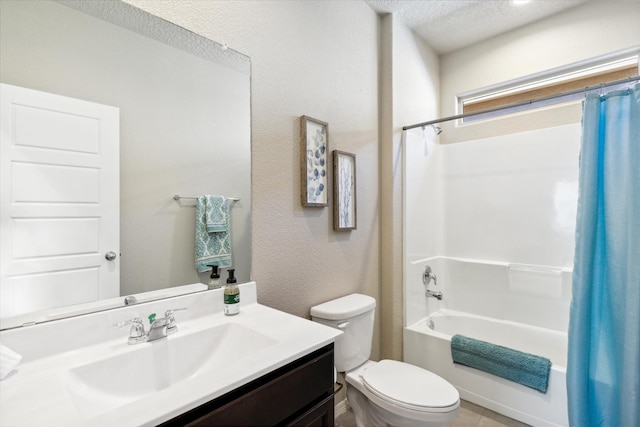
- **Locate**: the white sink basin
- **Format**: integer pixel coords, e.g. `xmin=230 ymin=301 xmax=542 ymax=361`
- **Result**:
xmin=63 ymin=322 xmax=276 ymax=417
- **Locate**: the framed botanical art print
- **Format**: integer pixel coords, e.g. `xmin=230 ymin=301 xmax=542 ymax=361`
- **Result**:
xmin=333 ymin=150 xmax=356 ymax=231
xmin=301 ymin=116 xmax=329 ymax=207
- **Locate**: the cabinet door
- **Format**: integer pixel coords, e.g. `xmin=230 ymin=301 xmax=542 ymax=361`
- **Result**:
xmin=162 ymin=344 xmax=335 ymax=427
xmin=188 ymin=350 xmax=332 ymax=426
xmin=286 ymin=395 xmax=334 ymax=427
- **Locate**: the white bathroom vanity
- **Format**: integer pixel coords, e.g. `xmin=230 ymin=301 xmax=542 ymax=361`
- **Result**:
xmin=0 ymin=282 xmax=341 ymax=426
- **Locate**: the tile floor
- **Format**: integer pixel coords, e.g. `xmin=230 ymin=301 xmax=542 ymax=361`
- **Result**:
xmin=335 ymin=399 xmax=531 ymax=427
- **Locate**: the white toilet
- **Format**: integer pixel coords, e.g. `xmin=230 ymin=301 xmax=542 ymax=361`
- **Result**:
xmin=311 ymin=293 xmax=459 ymax=427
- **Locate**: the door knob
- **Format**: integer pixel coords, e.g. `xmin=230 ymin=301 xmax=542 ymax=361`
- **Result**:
xmin=105 ymin=251 xmax=117 ymax=261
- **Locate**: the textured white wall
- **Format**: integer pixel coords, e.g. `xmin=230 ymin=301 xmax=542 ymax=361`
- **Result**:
xmin=126 ymin=1 xmax=381 ymax=358
xmin=380 ymin=15 xmax=439 ymax=358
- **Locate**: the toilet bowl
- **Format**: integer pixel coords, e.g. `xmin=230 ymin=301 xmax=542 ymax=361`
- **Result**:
xmin=346 ymin=360 xmax=459 ymax=427
xmin=311 ymin=294 xmax=459 ymax=427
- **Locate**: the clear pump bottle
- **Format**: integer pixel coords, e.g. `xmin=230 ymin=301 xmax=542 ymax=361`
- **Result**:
xmin=207 ymin=264 xmax=221 ymax=290
xmin=224 ymin=269 xmax=240 ymax=316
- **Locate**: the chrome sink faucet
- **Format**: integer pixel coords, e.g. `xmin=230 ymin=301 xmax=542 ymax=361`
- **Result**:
xmin=147 ymin=314 xmax=170 ymax=341
xmin=423 ymin=266 xmax=443 ymax=300
xmin=115 ymin=308 xmax=186 ymax=345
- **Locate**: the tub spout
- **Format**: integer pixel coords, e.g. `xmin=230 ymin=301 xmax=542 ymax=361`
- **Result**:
xmin=426 ymin=289 xmax=443 ymax=300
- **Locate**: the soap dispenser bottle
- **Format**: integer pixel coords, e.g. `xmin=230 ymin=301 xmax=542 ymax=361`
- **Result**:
xmin=207 ymin=264 xmax=221 ymax=290
xmin=224 ymin=268 xmax=240 ymax=316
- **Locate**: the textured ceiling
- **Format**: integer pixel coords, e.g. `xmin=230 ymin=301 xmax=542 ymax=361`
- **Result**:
xmin=364 ymin=0 xmax=590 ymax=53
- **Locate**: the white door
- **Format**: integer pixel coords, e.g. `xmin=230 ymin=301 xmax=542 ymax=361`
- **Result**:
xmin=0 ymin=83 xmax=119 ymax=318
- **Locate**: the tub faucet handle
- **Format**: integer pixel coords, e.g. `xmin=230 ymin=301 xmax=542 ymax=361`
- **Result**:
xmin=423 ymin=265 xmax=442 ymax=300
xmin=423 ymin=265 xmax=437 ymax=287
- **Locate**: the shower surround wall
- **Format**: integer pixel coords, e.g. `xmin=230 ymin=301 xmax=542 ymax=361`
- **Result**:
xmin=403 ymin=124 xmax=581 ymax=425
xmin=404 ymin=123 xmax=581 ymax=270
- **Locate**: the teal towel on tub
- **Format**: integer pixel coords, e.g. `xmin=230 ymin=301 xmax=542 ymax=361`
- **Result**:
xmin=451 ymin=334 xmax=552 ymax=393
xmin=195 ymin=195 xmax=232 ymax=273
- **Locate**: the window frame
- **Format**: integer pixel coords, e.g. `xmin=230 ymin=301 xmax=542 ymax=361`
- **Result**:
xmin=456 ymin=50 xmax=639 ymax=124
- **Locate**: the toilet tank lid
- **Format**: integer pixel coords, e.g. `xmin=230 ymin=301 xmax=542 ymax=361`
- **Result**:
xmin=310 ymin=293 xmax=376 ymax=320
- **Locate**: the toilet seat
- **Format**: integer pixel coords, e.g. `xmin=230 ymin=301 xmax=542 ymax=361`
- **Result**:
xmin=361 ymin=360 xmax=459 ymax=413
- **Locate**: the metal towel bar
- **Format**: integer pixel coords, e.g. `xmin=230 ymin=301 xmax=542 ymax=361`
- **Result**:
xmin=173 ymin=194 xmax=240 ymax=201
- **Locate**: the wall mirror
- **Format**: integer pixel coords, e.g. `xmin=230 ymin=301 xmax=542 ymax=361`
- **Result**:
xmin=0 ymin=0 xmax=251 ymax=329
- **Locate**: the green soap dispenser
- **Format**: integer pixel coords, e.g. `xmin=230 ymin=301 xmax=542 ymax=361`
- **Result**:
xmin=207 ymin=264 xmax=221 ymax=290
xmin=224 ymin=268 xmax=239 ymax=316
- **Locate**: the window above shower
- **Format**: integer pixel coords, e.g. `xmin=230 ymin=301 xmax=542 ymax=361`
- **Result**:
xmin=457 ymin=50 xmax=639 ymax=124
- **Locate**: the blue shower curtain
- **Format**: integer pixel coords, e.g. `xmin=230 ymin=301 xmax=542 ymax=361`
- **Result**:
xmin=567 ymin=83 xmax=640 ymax=427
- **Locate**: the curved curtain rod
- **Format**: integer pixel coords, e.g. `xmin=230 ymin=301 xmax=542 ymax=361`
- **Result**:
xmin=402 ymin=75 xmax=640 ymax=131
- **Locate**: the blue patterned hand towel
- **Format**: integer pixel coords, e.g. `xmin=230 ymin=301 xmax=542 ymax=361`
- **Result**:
xmin=451 ymin=334 xmax=552 ymax=393
xmin=204 ymin=195 xmax=228 ymax=233
xmin=195 ymin=195 xmax=232 ymax=273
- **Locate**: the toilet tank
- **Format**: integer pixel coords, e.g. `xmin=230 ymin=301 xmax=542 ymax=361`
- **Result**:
xmin=310 ymin=293 xmax=376 ymax=372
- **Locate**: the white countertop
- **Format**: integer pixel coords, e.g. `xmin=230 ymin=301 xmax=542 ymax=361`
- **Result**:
xmin=0 ymin=283 xmax=341 ymax=427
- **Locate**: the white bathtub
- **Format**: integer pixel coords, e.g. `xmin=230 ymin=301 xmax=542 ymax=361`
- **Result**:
xmin=404 ymin=309 xmax=569 ymax=427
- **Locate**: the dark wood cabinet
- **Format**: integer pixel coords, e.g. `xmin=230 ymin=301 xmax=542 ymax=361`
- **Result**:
xmin=285 ymin=395 xmax=334 ymax=427
xmin=160 ymin=343 xmax=335 ymax=427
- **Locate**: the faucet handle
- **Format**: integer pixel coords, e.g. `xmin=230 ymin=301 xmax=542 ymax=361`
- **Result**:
xmin=114 ymin=317 xmax=147 ymax=344
xmin=164 ymin=307 xmax=187 ymax=317
xmin=114 ymin=317 xmax=143 ymax=329
xmin=165 ymin=307 xmax=187 ymax=334
xmin=423 ymin=265 xmax=437 ymax=286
